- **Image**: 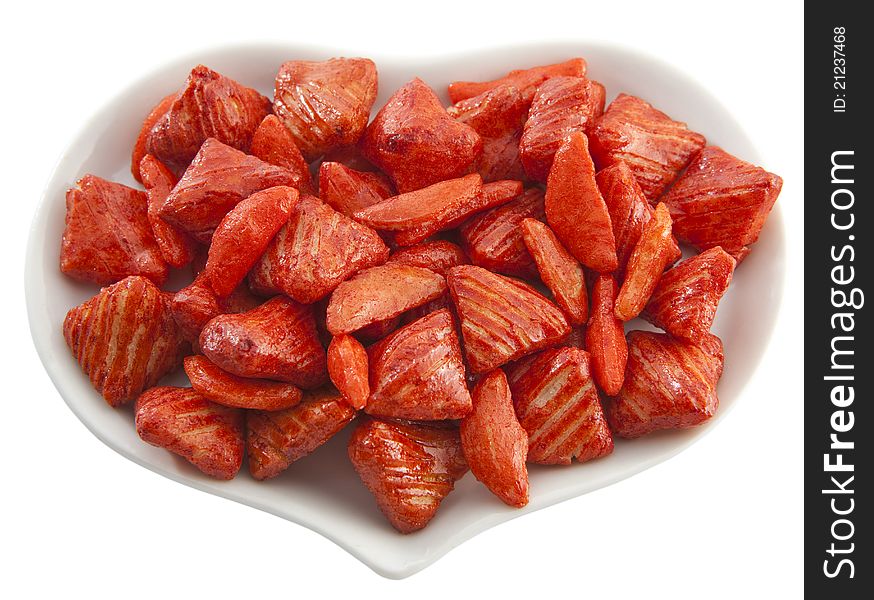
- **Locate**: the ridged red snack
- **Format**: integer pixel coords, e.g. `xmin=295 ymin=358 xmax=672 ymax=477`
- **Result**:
xmin=248 ymin=195 xmax=389 ymax=303
xmin=545 ymin=132 xmax=618 ymax=272
xmin=184 ymin=355 xmax=302 ymax=411
xmin=354 ymin=174 xmax=484 ymax=245
xmin=596 ymin=161 xmax=653 ymax=274
xmin=273 ymin=58 xmax=378 ymax=161
xmin=386 ymin=240 xmax=469 ymax=276
xmin=506 ymin=346 xmax=613 ymax=464
xmin=60 ymin=175 xmax=167 ymax=285
xmin=361 ymin=78 xmax=482 ymax=193
xmin=158 ymin=138 xmax=298 ymax=243
xmin=250 ymin=114 xmax=316 ymax=195
xmin=448 ymin=58 xmax=587 ymax=105
xmin=460 ymin=370 xmax=529 ymax=507
xmin=199 ymin=296 xmax=327 ymax=389
xmin=606 ymin=331 xmax=724 ymax=438
xmin=586 ymin=274 xmax=627 ymax=396
xmin=247 ymin=387 xmax=357 ymax=480
xmin=459 ymin=186 xmax=543 ymax=278
xmin=589 ymin=93 xmax=706 ymax=202
xmin=348 ymin=417 xmax=468 ymax=533
xmin=520 ymin=218 xmax=589 ymax=326
xmin=366 ymin=309 xmax=472 ymax=420
xmin=204 ymin=186 xmax=298 ymax=297
xmin=64 ymin=276 xmax=188 ymax=406
xmin=662 ymin=146 xmax=783 ymax=261
xmin=135 ymin=386 xmax=245 ymax=480
xmin=447 ymin=84 xmax=527 ymax=182
xmin=520 ymin=76 xmax=604 ymax=182
xmin=447 ymin=265 xmax=570 ymax=373
xmin=643 ymin=247 xmax=737 ymax=340
xmin=615 ymin=202 xmax=675 ymax=321
xmin=131 ymin=92 xmax=177 ymax=183
xmin=146 ymin=65 xmax=271 ymax=174
xmin=326 ymin=263 xmax=447 ymax=335
xmin=318 ymin=161 xmax=394 ymax=217
xmin=327 ymin=334 xmax=370 ymax=410
xmin=139 ymin=154 xmax=198 ymax=268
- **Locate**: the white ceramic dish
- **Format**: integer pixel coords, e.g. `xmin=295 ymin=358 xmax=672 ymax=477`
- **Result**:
xmin=25 ymin=42 xmax=785 ymax=579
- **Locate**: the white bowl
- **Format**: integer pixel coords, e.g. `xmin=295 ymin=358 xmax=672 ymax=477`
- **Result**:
xmin=25 ymin=42 xmax=785 ymax=579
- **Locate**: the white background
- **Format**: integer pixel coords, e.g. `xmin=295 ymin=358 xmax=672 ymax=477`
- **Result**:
xmin=2 ymin=1 xmax=803 ymax=597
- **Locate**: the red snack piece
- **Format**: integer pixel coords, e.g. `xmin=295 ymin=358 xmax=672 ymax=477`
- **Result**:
xmin=643 ymin=247 xmax=737 ymax=340
xmin=589 ymin=93 xmax=706 ymax=202
xmin=135 ymin=386 xmax=244 ymax=480
xmin=248 ymin=195 xmax=389 ymax=303
xmin=60 ymin=175 xmax=167 ymax=285
xmin=63 ymin=276 xmax=187 ymax=406
xmin=585 ymin=274 xmax=627 ymax=396
xmin=348 ymin=418 xmax=468 ymax=533
xmin=139 ymin=154 xmax=198 ymax=268
xmin=131 ymin=92 xmax=177 ymax=182
xmin=447 ymin=84 xmax=527 ymax=182
xmin=366 ymin=309 xmax=472 ymax=420
xmin=520 ymin=218 xmax=589 ymax=326
xmin=615 ymin=202 xmax=675 ymax=321
xmin=327 ymin=334 xmax=370 ymax=410
xmin=146 ymin=65 xmax=270 ymax=174
xmin=520 ymin=76 xmax=604 ymax=182
xmin=361 ymin=78 xmax=482 ymax=193
xmin=448 ymin=58 xmax=587 ymax=105
xmin=318 ymin=161 xmax=394 ymax=217
xmin=184 ymin=355 xmax=302 ymax=411
xmin=199 ymin=296 xmax=327 ymax=389
xmin=545 ymin=132 xmax=618 ymax=272
xmin=662 ymin=146 xmax=783 ymax=260
xmin=447 ymin=265 xmax=570 ymax=373
xmin=144 ymin=66 xmax=269 ymax=176
xmin=460 ymin=370 xmax=529 ymax=507
xmin=357 ymin=174 xmax=511 ymax=246
xmin=459 ymin=187 xmax=543 ymax=278
xmin=248 ymin=387 xmax=357 ymax=480
xmin=386 ymin=240 xmax=469 ymax=276
xmin=170 ymin=273 xmax=260 ymax=344
xmin=606 ymin=331 xmax=724 ymax=438
xmin=506 ymin=346 xmax=613 ymax=464
xmin=204 ymin=186 xmax=298 ymax=297
xmin=250 ymin=114 xmax=316 ymax=195
xmin=596 ymin=161 xmax=653 ymax=273
xmin=273 ymin=58 xmax=378 ymax=161
xmin=326 ymin=263 xmax=447 ymax=335
xmin=355 ymin=316 xmax=401 ymax=344
xmin=158 ymin=138 xmax=298 ymax=243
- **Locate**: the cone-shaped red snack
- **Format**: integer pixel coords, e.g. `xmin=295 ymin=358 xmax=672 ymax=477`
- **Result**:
xmin=327 ymin=334 xmax=370 ymax=410
xmin=586 ymin=274 xmax=627 ymax=396
xmin=250 ymin=114 xmax=316 ymax=195
xmin=318 ymin=161 xmax=393 ymax=217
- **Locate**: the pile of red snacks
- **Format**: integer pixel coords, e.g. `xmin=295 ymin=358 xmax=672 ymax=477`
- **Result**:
xmin=59 ymin=56 xmax=782 ymax=533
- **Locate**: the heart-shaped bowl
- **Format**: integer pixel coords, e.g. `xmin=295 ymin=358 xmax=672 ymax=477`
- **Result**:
xmin=25 ymin=41 xmax=785 ymax=579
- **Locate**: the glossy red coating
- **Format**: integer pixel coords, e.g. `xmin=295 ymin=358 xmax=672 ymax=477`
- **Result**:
xmin=586 ymin=274 xmax=627 ymax=396
xmin=366 ymin=309 xmax=472 ymax=420
xmin=64 ymin=276 xmax=187 ymax=406
xmin=544 ymin=132 xmax=618 ymax=272
xmin=348 ymin=417 xmax=468 ymax=533
xmin=199 ymin=296 xmax=327 ymax=389
xmin=361 ymin=78 xmax=482 ymax=193
xmin=184 ymin=355 xmax=303 ymax=411
xmin=60 ymin=175 xmax=167 ymax=285
xmin=596 ymin=161 xmax=653 ymax=274
xmin=386 ymin=240 xmax=469 ymax=276
xmin=505 ymin=346 xmax=613 ymax=464
xmin=447 ymin=265 xmax=570 ymax=373
xmin=247 ymin=387 xmax=357 ymax=480
xmin=248 ymin=195 xmax=389 ymax=303
xmin=662 ymin=146 xmax=783 ymax=260
xmin=605 ymin=331 xmax=724 ymax=438
xmin=327 ymin=334 xmax=370 ymax=410
xmin=205 ymin=186 xmax=298 ymax=297
xmin=273 ymin=58 xmax=378 ymax=161
xmin=139 ymin=154 xmax=198 ymax=268
xmin=318 ymin=161 xmax=394 ymax=217
xmin=589 ymin=93 xmax=706 ymax=202
xmin=460 ymin=370 xmax=529 ymax=507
